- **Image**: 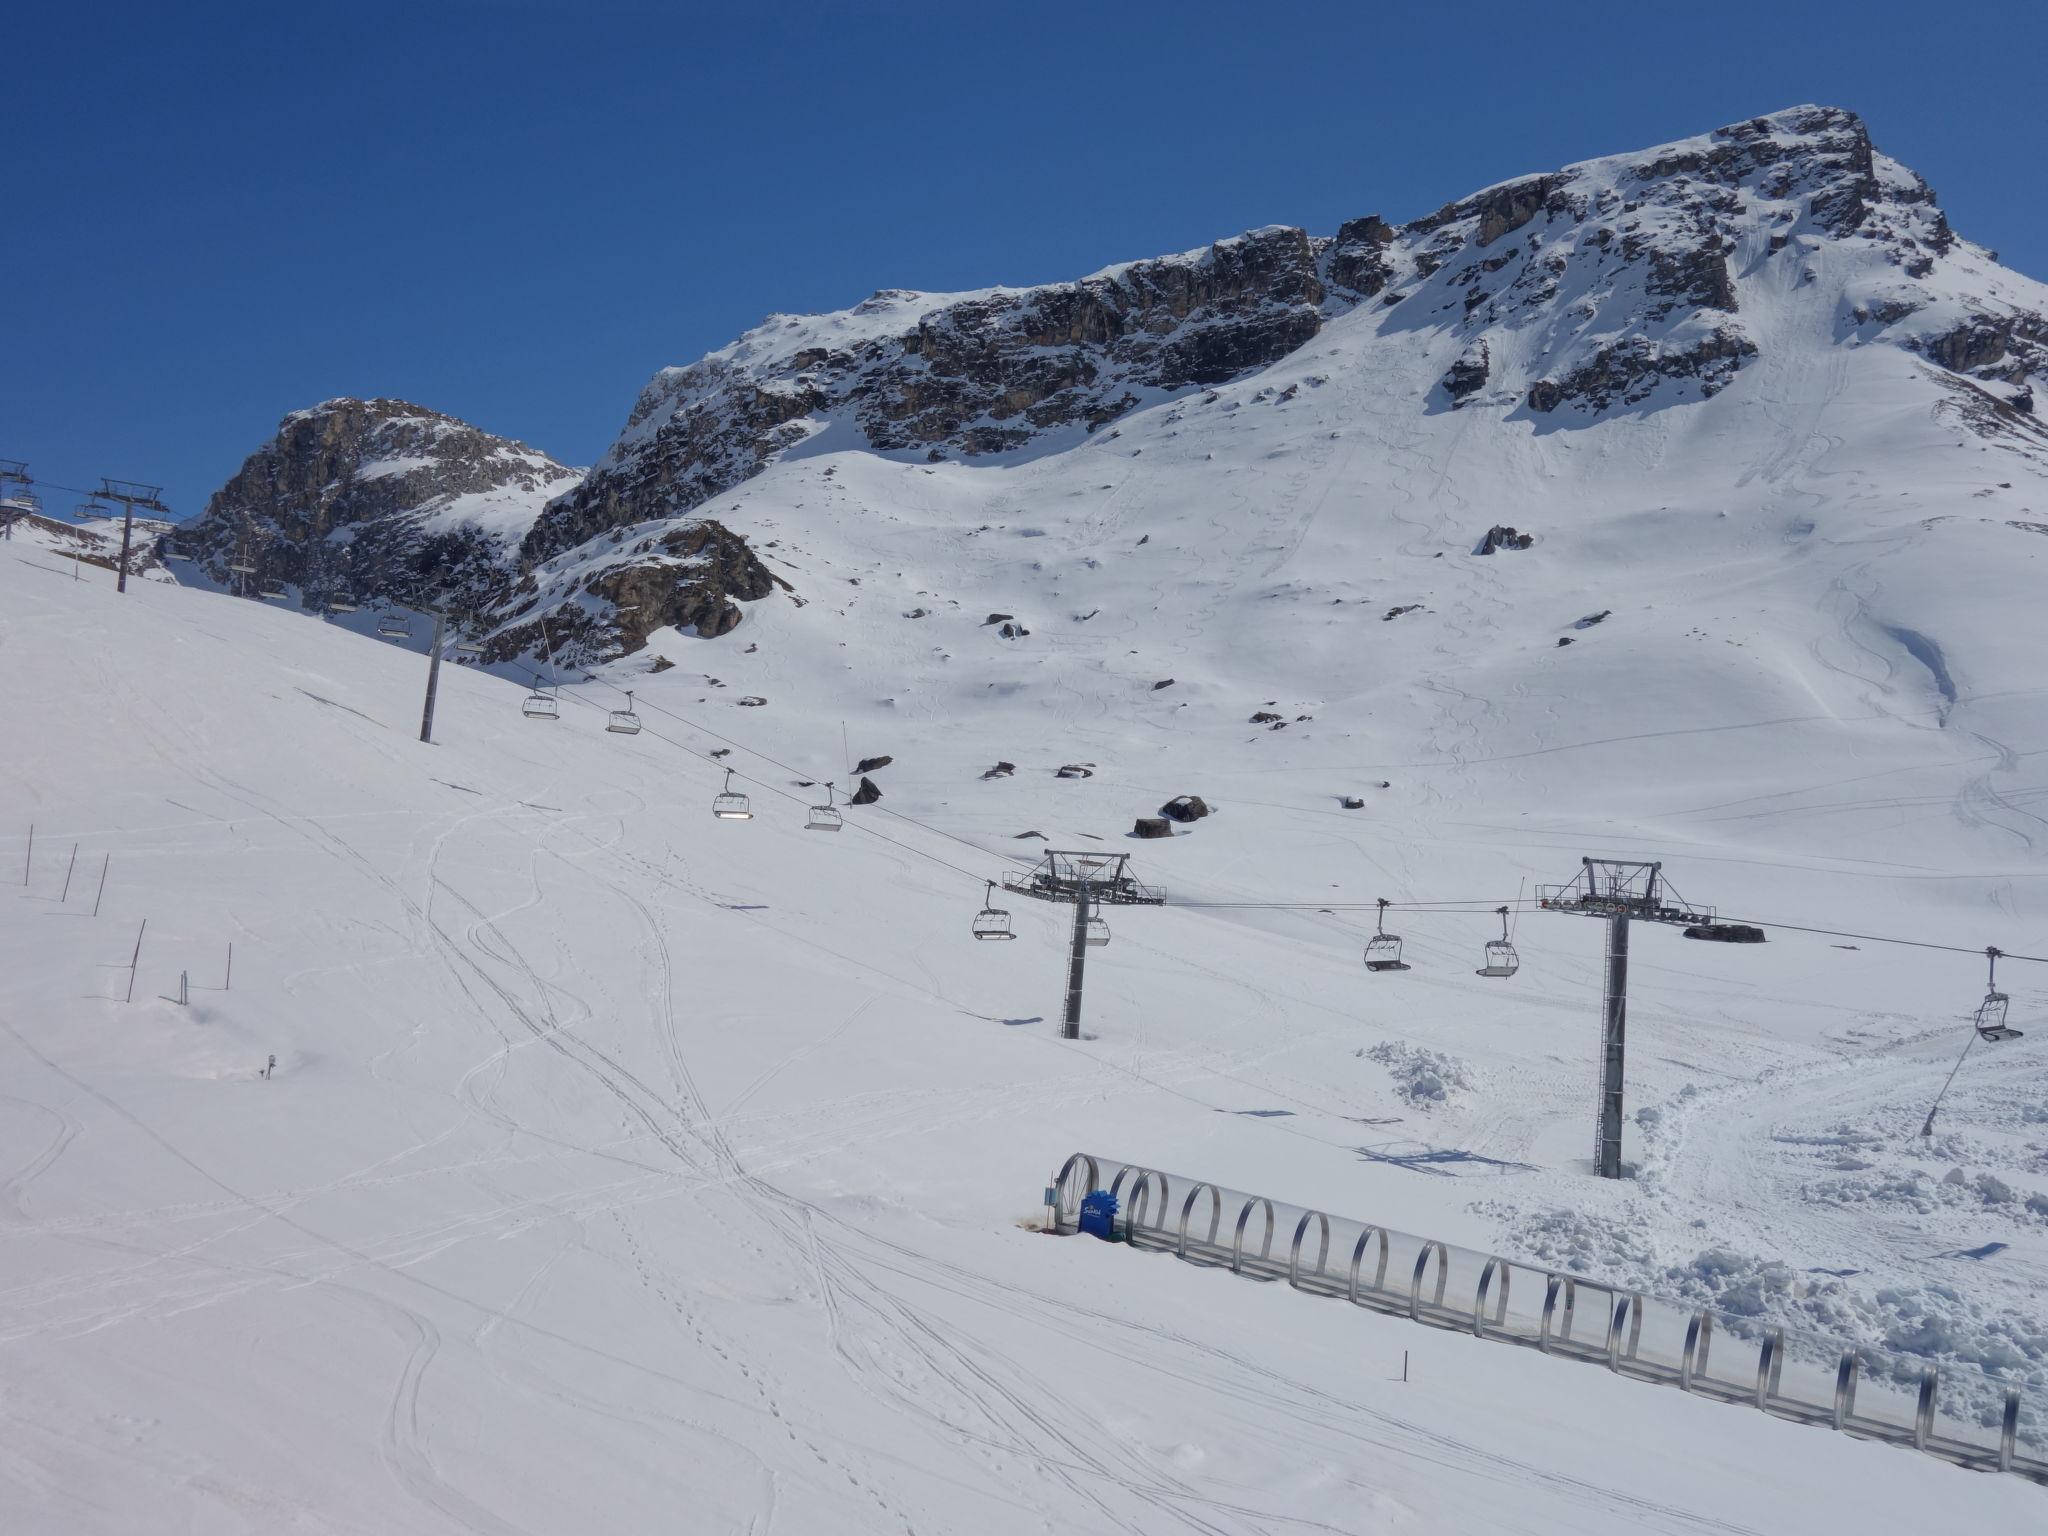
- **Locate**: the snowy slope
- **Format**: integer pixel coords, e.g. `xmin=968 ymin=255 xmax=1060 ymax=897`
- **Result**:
xmin=4 ymin=549 xmax=2043 ymax=1534
xmin=11 ymin=101 xmax=2048 ymax=1532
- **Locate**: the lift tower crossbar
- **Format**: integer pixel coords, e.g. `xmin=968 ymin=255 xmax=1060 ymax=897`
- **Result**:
xmin=1003 ymin=851 xmax=1165 ymax=1039
xmin=95 ymin=478 xmax=171 ymax=594
xmin=1538 ymin=859 xmax=1716 ymax=1179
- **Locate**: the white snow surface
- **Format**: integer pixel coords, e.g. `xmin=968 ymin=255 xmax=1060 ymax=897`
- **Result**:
xmin=10 ymin=105 xmax=2048 ymax=1531
xmin=6 ymin=539 xmax=2042 ymax=1534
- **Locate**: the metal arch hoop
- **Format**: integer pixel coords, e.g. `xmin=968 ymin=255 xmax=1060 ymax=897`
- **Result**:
xmin=1288 ymin=1211 xmax=1331 ymax=1290
xmin=1605 ymin=1292 xmax=1645 ymax=1371
xmin=1177 ymin=1184 xmax=1223 ymax=1259
xmin=1833 ymin=1349 xmax=1861 ymax=1432
xmin=1913 ymin=1365 xmax=1938 ymax=1451
xmin=1348 ymin=1226 xmax=1391 ymax=1304
xmin=1474 ymin=1258 xmax=1512 ymax=1339
xmin=1681 ymin=1309 xmax=1714 ymax=1392
xmin=1540 ymin=1274 xmax=1573 ymax=1353
xmin=1231 ymin=1196 xmax=1276 ymax=1274
xmin=1409 ymin=1240 xmax=1450 ymax=1321
xmin=1755 ymin=1327 xmax=1786 ymax=1410
xmin=1112 ymin=1166 xmax=1170 ymax=1241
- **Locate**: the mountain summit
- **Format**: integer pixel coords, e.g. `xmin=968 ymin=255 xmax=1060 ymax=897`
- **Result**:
xmin=195 ymin=106 xmax=2047 ymax=662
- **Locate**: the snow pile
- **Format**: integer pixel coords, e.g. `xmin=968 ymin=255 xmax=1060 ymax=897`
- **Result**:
xmin=1365 ymin=1040 xmax=1475 ymax=1109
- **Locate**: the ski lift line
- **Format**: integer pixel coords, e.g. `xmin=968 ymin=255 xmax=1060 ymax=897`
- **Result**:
xmin=545 ymin=685 xmax=992 ymax=886
xmin=573 ymin=670 xmax=1035 ymax=867
xmin=1714 ymin=916 xmax=2048 ymax=966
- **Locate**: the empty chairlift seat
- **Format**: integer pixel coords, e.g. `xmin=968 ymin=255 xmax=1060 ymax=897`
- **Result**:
xmin=522 ymin=681 xmax=558 ymax=720
xmin=806 ymin=781 xmax=842 ymax=831
xmin=1084 ymin=914 xmax=1111 ymax=947
xmin=1365 ymin=897 xmax=1410 ymax=972
xmin=1476 ymin=905 xmax=1519 ymax=978
xmin=971 ymin=882 xmax=1016 ymax=941
xmin=606 ymin=690 xmax=642 ymax=735
xmin=712 ymin=768 xmax=753 ymax=820
xmin=377 ymin=612 xmax=412 ymax=637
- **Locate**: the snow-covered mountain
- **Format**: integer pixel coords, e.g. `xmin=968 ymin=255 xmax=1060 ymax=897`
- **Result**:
xmin=182 ymin=398 xmax=581 ymax=617
xmin=496 ymin=103 xmax=2044 ymax=660
xmin=15 ymin=105 xmax=2048 ymax=1531
xmin=196 ymin=109 xmax=2048 ymax=667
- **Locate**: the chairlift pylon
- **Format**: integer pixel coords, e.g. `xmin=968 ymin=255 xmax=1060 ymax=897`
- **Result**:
xmin=606 ymin=689 xmax=643 ymax=736
xmin=1476 ymin=905 xmax=1519 ymax=978
xmin=971 ymin=881 xmax=1016 ymax=941
xmin=1364 ymin=897 xmax=1409 ymax=972
xmin=712 ymin=767 xmax=753 ymax=821
xmin=806 ymin=780 xmax=843 ymax=831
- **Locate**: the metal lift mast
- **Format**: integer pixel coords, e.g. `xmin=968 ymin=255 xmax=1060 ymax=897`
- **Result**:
xmin=1003 ymin=851 xmax=1165 ymax=1039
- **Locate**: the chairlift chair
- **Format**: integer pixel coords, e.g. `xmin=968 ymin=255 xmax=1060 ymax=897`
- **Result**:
xmin=970 ymin=881 xmax=1016 ymax=941
xmin=806 ymin=781 xmax=842 ymax=831
xmin=712 ymin=768 xmax=753 ymax=820
xmin=521 ymin=678 xmax=559 ymax=720
xmin=1975 ymin=948 xmax=2023 ymax=1042
xmin=1084 ymin=914 xmax=1111 ymax=947
xmin=606 ymin=689 xmax=643 ymax=736
xmin=228 ymin=558 xmax=257 ymax=574
xmin=1476 ymin=905 xmax=1519 ymax=978
xmin=377 ymin=612 xmax=412 ymax=638
xmin=1365 ymin=897 xmax=1410 ymax=972
xmin=325 ymin=596 xmax=359 ymax=613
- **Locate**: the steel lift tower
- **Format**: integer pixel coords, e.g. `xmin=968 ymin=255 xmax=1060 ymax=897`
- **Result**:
xmin=95 ymin=478 xmax=172 ymax=594
xmin=1003 ymin=851 xmax=1165 ymax=1039
xmin=1539 ymin=859 xmax=1717 ymax=1179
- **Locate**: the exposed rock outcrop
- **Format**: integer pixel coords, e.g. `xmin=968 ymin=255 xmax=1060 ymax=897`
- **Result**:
xmin=184 ymin=398 xmax=579 ymax=615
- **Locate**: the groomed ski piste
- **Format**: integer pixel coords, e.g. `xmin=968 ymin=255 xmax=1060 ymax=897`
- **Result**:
xmin=9 ymin=119 xmax=2048 ymax=1526
xmin=6 ymin=517 xmax=2046 ymax=1533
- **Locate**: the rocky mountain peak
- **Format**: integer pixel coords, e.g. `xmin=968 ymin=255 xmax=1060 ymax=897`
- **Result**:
xmin=193 ymin=107 xmax=2047 ymax=669
xmin=185 ymin=397 xmax=580 ymax=614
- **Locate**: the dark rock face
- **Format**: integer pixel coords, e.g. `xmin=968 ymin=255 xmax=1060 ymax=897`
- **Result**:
xmin=184 ymin=398 xmax=579 ymax=615
xmin=1133 ymin=817 xmax=1174 ymax=839
xmin=849 ymin=776 xmax=883 ymax=805
xmin=1528 ymin=327 xmax=1758 ymax=414
xmin=487 ymin=518 xmax=782 ymax=664
xmin=1325 ymin=215 xmax=1396 ymax=297
xmin=1443 ymin=342 xmax=1491 ymax=403
xmin=522 ymin=226 xmax=1334 ymax=568
xmin=1160 ymin=795 xmax=1210 ymax=823
xmin=1921 ymin=311 xmax=2048 ymax=384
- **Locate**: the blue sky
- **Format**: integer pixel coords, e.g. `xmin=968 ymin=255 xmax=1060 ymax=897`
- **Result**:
xmin=7 ymin=0 xmax=2044 ymax=517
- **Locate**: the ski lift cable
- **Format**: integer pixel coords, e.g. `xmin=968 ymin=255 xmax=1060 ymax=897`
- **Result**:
xmin=574 ymin=670 xmax=1035 ymax=866
xmin=546 ymin=685 xmax=991 ymax=886
xmin=1712 ymin=915 xmax=2048 ymax=966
